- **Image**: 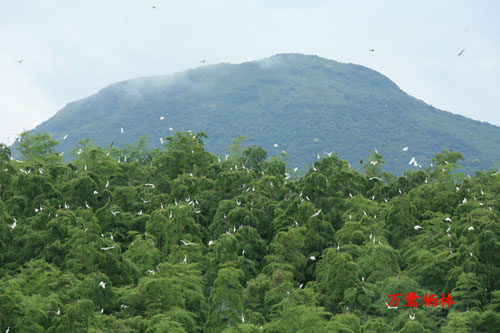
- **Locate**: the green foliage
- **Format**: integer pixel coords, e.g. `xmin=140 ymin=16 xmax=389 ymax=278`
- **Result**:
xmin=1 ymin=133 xmax=499 ymax=332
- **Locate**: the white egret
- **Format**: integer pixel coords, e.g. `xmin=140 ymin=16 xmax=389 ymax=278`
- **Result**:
xmin=310 ymin=209 xmax=321 ymax=218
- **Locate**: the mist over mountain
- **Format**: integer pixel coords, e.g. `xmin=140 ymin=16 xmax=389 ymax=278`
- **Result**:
xmin=27 ymin=53 xmax=500 ymax=174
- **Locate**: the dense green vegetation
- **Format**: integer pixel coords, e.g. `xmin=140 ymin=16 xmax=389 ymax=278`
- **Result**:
xmin=1 ymin=132 xmax=500 ymax=332
xmin=23 ymin=53 xmax=500 ymax=175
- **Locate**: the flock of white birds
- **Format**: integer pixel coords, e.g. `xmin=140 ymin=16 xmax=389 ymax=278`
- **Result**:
xmin=5 ymin=126 xmax=496 ymax=326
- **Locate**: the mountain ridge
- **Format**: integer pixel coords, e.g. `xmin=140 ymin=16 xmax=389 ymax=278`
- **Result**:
xmin=21 ymin=53 xmax=500 ymax=174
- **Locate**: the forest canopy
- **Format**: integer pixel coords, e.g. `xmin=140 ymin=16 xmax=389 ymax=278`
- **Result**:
xmin=1 ymin=132 xmax=499 ymax=332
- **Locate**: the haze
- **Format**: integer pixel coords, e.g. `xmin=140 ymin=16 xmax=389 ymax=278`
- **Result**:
xmin=1 ymin=0 xmax=499 ymax=145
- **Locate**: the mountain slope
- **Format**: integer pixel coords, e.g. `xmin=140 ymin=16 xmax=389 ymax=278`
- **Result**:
xmin=27 ymin=53 xmax=500 ymax=174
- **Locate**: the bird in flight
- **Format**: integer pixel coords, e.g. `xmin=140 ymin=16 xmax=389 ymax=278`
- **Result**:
xmin=99 ymin=281 xmax=106 ymax=289
xmin=369 ymin=49 xmax=375 ymax=52
xmin=402 ymin=147 xmax=408 ymax=151
xmin=457 ymin=48 xmax=466 ymax=56
xmin=17 ymin=59 xmax=24 ymax=64
xmin=180 ymin=239 xmax=194 ymax=246
xmin=310 ymin=209 xmax=321 ymax=218
xmin=100 ymin=246 xmax=115 ymax=251
xmin=199 ymin=60 xmax=205 ymax=64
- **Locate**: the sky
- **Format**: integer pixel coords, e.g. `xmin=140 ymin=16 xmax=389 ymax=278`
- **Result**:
xmin=1 ymin=0 xmax=499 ymax=145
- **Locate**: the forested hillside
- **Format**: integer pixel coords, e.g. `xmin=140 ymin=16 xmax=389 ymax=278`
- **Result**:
xmin=25 ymin=53 xmax=500 ymax=175
xmin=1 ymin=132 xmax=500 ymax=332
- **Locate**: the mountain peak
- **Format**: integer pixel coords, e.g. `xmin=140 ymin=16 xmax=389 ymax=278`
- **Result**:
xmin=25 ymin=54 xmax=500 ymax=174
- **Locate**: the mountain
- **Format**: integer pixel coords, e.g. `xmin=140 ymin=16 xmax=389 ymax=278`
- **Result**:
xmin=24 ymin=53 xmax=500 ymax=174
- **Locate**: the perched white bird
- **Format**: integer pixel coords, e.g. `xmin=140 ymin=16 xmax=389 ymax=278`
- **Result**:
xmin=101 ymin=308 xmax=104 ymax=314
xmin=146 ymin=269 xmax=155 ymax=275
xmin=402 ymin=147 xmax=408 ymax=151
xmin=236 ymin=199 xmax=241 ymax=206
xmin=208 ymin=240 xmax=214 ymax=246
xmin=105 ymin=180 xmax=109 ymax=188
xmin=409 ymin=313 xmax=415 ymax=320
xmin=99 ymin=281 xmax=106 ymax=289
xmin=414 ymin=225 xmax=422 ymax=230
xmin=120 ymin=128 xmax=124 ymax=134
xmin=363 ymin=210 xmax=367 ymax=216
xmin=93 ymin=190 xmax=98 ymax=195
xmin=120 ymin=304 xmax=129 ymax=309
xmin=169 ymin=211 xmax=173 ymax=219
xmin=370 ymin=161 xmax=378 ymax=165
xmin=468 ymin=226 xmax=474 ymax=231
xmin=145 ymin=183 xmax=155 ymax=188
xmin=386 ymin=301 xmax=398 ymax=309
xmin=462 ymin=198 xmax=467 ymax=203
xmin=299 ymin=284 xmax=304 ymax=289
xmin=137 ymin=210 xmax=142 ymax=216
xmin=183 ymin=255 xmax=187 ymax=264
xmin=445 ymin=217 xmax=452 ymax=222
xmin=10 ymin=217 xmax=17 ymax=230
xmin=241 ymin=313 xmax=245 ymax=323
xmin=446 ymin=225 xmax=451 ymax=233
xmin=310 ymin=209 xmax=321 ymax=218
xmin=141 ymin=197 xmax=151 ymax=204
xmin=180 ymin=240 xmax=194 ymax=246
xmin=362 ymin=276 xmax=365 ymax=282
xmin=337 ymin=242 xmax=340 ymax=250
xmin=85 ymin=201 xmax=91 ymax=209
xmin=309 ymin=256 xmax=316 ymax=261
xmin=100 ymin=246 xmax=115 ymax=251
